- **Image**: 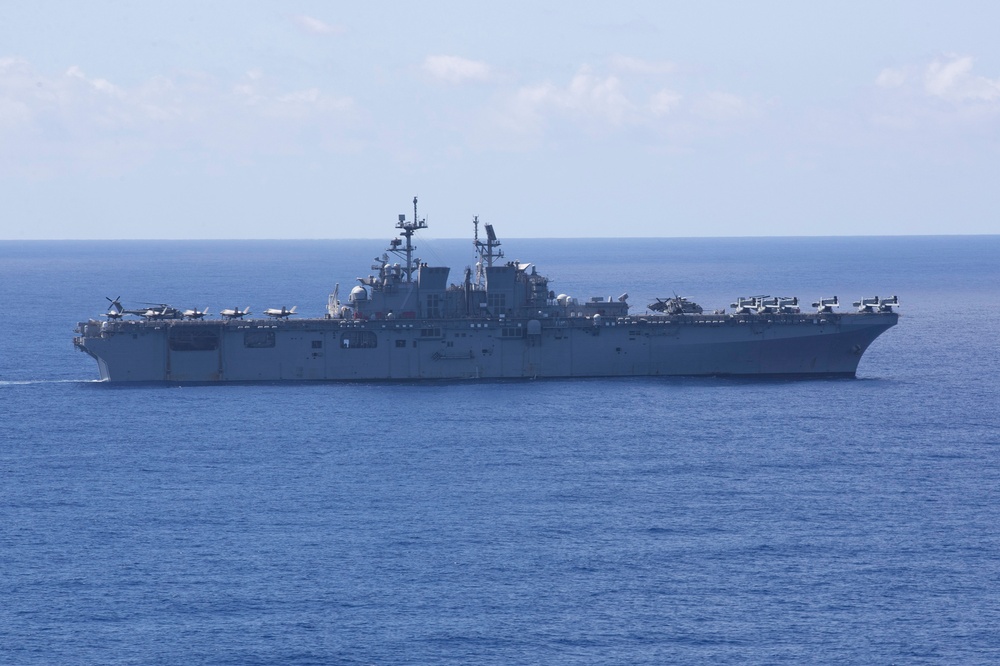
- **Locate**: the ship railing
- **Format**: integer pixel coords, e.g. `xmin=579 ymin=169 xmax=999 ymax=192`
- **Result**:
xmin=626 ymin=311 xmax=845 ymax=326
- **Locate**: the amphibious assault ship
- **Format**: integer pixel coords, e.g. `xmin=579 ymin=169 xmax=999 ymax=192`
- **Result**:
xmin=74 ymin=199 xmax=898 ymax=382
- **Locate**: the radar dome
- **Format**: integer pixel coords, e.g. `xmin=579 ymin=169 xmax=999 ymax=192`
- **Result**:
xmin=349 ymin=286 xmax=368 ymax=302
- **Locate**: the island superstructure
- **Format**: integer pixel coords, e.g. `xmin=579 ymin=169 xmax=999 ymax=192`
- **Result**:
xmin=74 ymin=198 xmax=899 ymax=382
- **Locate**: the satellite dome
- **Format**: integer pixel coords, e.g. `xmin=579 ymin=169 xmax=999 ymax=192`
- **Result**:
xmin=349 ymin=286 xmax=368 ymax=302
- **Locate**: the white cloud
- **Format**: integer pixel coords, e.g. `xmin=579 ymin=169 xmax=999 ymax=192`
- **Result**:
xmin=567 ymin=68 xmax=632 ymax=123
xmin=0 ymin=59 xmax=357 ymax=176
xmin=871 ymin=54 xmax=1000 ymax=132
xmin=292 ymin=15 xmax=344 ymax=36
xmin=649 ymin=89 xmax=682 ymax=115
xmin=423 ymin=55 xmax=491 ymax=84
xmin=0 ymin=58 xmax=38 ymax=127
xmin=66 ymin=65 xmax=124 ymax=97
xmin=501 ymin=67 xmax=636 ymax=133
xmin=924 ymin=54 xmax=1000 ymax=103
xmin=497 ymin=62 xmax=750 ymax=139
xmin=876 ymin=54 xmax=1000 ymax=105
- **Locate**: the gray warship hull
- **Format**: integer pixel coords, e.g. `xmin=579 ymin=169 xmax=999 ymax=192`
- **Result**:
xmin=74 ymin=311 xmax=896 ymax=383
xmin=74 ymin=199 xmax=898 ymax=383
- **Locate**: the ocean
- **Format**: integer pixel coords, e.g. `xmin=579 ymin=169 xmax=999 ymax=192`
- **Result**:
xmin=2 ymin=235 xmax=999 ymax=664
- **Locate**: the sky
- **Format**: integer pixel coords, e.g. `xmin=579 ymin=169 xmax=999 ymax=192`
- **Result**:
xmin=1 ymin=1 xmax=998 ymax=239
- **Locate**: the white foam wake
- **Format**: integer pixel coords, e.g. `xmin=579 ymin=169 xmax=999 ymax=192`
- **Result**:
xmin=0 ymin=378 xmax=106 ymax=386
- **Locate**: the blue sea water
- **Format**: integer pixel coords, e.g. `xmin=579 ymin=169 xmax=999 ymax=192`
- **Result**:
xmin=1 ymin=235 xmax=999 ymax=664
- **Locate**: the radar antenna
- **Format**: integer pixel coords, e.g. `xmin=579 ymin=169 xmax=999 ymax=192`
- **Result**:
xmin=473 ymin=215 xmax=504 ymax=286
xmin=388 ymin=196 xmax=427 ymax=283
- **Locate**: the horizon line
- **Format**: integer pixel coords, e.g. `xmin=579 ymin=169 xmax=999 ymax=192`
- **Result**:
xmin=3 ymin=232 xmax=999 ymax=242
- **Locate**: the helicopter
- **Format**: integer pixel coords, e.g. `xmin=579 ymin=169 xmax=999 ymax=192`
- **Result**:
xmin=104 ymin=296 xmax=125 ymax=319
xmin=853 ymin=295 xmax=899 ymax=313
xmin=263 ymin=306 xmax=297 ymax=319
xmin=648 ymin=295 xmax=703 ymax=315
xmin=811 ymin=296 xmax=840 ymax=313
xmin=134 ymin=304 xmax=182 ymax=320
xmin=106 ymin=298 xmax=182 ymax=320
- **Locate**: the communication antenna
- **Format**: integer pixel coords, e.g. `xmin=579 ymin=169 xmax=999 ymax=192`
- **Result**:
xmin=389 ymin=196 xmax=427 ymax=283
xmin=473 ymin=215 xmax=503 ymax=286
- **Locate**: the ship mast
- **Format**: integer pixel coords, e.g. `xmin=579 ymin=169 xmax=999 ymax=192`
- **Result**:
xmin=389 ymin=196 xmax=427 ymax=284
xmin=473 ymin=215 xmax=503 ymax=286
